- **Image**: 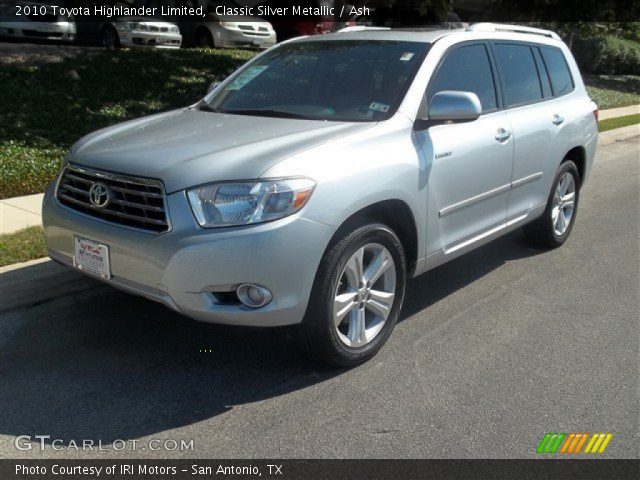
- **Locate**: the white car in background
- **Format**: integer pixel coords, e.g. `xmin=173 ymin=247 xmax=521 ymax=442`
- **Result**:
xmin=101 ymin=18 xmax=181 ymax=49
xmin=193 ymin=1 xmax=276 ymax=49
xmin=0 ymin=1 xmax=76 ymax=42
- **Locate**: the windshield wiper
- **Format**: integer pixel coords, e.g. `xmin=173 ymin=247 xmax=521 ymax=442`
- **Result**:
xmin=197 ymin=103 xmax=223 ymax=113
xmin=222 ymin=109 xmax=319 ymax=120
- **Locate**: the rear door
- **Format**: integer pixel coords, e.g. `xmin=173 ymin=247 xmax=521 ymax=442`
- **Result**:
xmin=418 ymin=42 xmax=514 ymax=254
xmin=492 ymin=42 xmax=574 ymax=220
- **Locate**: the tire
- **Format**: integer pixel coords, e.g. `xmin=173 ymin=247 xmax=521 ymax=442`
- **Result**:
xmin=299 ymin=223 xmax=407 ymax=367
xmin=523 ymin=160 xmax=580 ymax=248
xmin=101 ymin=26 xmax=120 ymax=50
xmin=196 ymin=28 xmax=214 ymax=48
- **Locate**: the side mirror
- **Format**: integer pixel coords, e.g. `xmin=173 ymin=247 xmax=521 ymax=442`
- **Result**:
xmin=208 ymin=81 xmax=220 ymax=94
xmin=427 ymin=91 xmax=482 ymax=123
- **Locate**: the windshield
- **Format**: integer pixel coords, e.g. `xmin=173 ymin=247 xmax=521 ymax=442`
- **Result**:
xmin=202 ymin=40 xmax=429 ymax=122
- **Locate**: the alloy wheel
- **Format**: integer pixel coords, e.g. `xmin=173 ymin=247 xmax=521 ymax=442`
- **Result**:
xmin=333 ymin=243 xmax=397 ymax=348
xmin=551 ymin=171 xmax=576 ymax=236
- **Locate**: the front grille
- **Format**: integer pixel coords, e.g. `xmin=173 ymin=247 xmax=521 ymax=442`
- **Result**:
xmin=56 ymin=166 xmax=170 ymax=233
xmin=237 ymin=24 xmax=270 ymax=36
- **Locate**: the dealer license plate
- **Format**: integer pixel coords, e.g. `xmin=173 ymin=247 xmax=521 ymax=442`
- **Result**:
xmin=73 ymin=236 xmax=111 ymax=279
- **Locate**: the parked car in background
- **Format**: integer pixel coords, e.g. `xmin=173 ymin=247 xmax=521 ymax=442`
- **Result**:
xmin=0 ymin=1 xmax=76 ymax=42
xmin=256 ymin=0 xmax=355 ymax=40
xmin=43 ymin=24 xmax=597 ymax=367
xmin=60 ymin=1 xmax=181 ymax=49
xmin=101 ymin=17 xmax=181 ymax=49
xmin=189 ymin=1 xmax=276 ymax=49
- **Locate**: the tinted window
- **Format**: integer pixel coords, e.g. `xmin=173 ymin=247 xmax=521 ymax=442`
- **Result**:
xmin=205 ymin=40 xmax=428 ymax=122
xmin=532 ymin=47 xmax=552 ymax=97
xmin=427 ymin=44 xmax=497 ymax=112
xmin=494 ymin=44 xmax=542 ymax=107
xmin=540 ymin=47 xmax=574 ymax=97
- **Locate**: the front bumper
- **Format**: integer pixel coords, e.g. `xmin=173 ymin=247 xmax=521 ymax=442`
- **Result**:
xmin=215 ymin=27 xmax=276 ymax=49
xmin=43 ymin=182 xmax=335 ymax=326
xmin=118 ymin=31 xmax=182 ymax=49
xmin=0 ymin=21 xmax=76 ymax=41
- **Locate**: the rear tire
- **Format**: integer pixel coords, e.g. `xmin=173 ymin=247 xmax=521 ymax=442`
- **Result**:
xmin=523 ymin=160 xmax=580 ymax=248
xmin=299 ymin=223 xmax=407 ymax=368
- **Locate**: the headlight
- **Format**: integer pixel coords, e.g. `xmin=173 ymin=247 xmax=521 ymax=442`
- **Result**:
xmin=127 ymin=22 xmax=148 ymax=31
xmin=187 ymin=178 xmax=315 ymax=228
xmin=219 ymin=21 xmax=237 ymax=29
xmin=170 ymin=25 xmax=179 ymax=34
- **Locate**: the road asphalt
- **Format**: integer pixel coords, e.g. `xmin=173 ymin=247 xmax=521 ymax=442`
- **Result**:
xmin=0 ymin=139 xmax=638 ymax=459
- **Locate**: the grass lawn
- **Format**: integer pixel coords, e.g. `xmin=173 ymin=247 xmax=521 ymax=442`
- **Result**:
xmin=584 ymin=75 xmax=640 ymax=109
xmin=0 ymin=226 xmax=46 ymax=266
xmin=0 ymin=48 xmax=256 ymax=199
xmin=599 ymin=113 xmax=640 ymax=132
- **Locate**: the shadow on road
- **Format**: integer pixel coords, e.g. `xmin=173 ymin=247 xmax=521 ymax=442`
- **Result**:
xmin=0 ymin=230 xmax=542 ymax=444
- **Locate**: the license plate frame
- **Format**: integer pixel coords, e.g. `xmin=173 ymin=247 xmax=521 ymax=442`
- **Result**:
xmin=73 ymin=236 xmax=111 ymax=279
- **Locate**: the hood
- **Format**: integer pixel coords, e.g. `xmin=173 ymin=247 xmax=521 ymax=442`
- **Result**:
xmin=70 ymin=108 xmax=373 ymax=193
xmin=112 ymin=17 xmax=175 ymax=25
xmin=215 ymin=15 xmax=269 ymax=23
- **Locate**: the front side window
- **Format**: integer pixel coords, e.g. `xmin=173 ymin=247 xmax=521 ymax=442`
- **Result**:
xmin=494 ymin=43 xmax=543 ymax=107
xmin=202 ymin=40 xmax=429 ymax=122
xmin=540 ymin=47 xmax=574 ymax=97
xmin=427 ymin=44 xmax=498 ymax=112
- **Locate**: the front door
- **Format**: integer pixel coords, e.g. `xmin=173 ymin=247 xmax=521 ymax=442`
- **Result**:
xmin=417 ymin=42 xmax=514 ymax=254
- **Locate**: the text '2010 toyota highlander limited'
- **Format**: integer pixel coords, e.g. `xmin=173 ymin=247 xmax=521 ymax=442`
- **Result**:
xmin=43 ymin=23 xmax=598 ymax=366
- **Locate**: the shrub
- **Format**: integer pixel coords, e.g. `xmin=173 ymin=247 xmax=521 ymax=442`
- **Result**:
xmin=573 ymin=35 xmax=640 ymax=75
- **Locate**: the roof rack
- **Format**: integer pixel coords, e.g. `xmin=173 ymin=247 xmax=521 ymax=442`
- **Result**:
xmin=467 ymin=23 xmax=561 ymax=40
xmin=338 ymin=26 xmax=391 ymax=33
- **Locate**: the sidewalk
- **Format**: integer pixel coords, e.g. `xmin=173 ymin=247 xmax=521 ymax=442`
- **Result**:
xmin=1 ymin=105 xmax=638 ymax=235
xmin=0 ymin=193 xmax=44 ymax=235
xmin=598 ymin=104 xmax=639 ymax=120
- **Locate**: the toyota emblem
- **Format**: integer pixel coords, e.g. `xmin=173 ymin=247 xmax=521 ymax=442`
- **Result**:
xmin=89 ymin=182 xmax=111 ymax=208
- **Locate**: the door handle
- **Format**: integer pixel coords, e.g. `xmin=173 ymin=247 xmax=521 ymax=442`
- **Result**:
xmin=495 ymin=128 xmax=511 ymax=142
xmin=552 ymin=114 xmax=565 ymax=125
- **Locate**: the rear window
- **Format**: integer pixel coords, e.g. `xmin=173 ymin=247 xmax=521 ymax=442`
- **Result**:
xmin=494 ymin=44 xmax=543 ymax=107
xmin=540 ymin=47 xmax=574 ymax=97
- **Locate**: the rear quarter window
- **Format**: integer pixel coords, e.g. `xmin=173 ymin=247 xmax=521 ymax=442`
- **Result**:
xmin=540 ymin=47 xmax=575 ymax=97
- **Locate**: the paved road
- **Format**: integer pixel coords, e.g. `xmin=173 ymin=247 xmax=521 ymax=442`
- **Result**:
xmin=1 ymin=139 xmax=638 ymax=459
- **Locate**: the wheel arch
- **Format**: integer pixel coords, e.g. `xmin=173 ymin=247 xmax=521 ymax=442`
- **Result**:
xmin=327 ymin=199 xmax=419 ymax=277
xmin=564 ymin=146 xmax=586 ymax=188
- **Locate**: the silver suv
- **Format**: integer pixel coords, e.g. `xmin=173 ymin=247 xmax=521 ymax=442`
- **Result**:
xmin=43 ymin=23 xmax=598 ymax=366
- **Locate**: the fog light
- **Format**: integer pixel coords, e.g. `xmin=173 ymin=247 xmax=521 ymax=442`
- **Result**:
xmin=236 ymin=284 xmax=272 ymax=308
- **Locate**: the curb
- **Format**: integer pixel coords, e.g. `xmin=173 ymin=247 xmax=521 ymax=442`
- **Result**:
xmin=598 ymin=124 xmax=640 ymax=146
xmin=0 ymin=257 xmax=100 ymax=313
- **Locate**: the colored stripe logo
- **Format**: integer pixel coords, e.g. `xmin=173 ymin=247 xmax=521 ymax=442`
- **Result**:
xmin=537 ymin=433 xmax=612 ymax=454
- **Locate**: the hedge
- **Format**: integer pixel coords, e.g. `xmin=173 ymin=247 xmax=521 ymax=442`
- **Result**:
xmin=573 ymin=35 xmax=640 ymax=75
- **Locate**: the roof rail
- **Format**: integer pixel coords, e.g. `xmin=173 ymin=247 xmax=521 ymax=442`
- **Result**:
xmin=467 ymin=23 xmax=561 ymax=40
xmin=338 ymin=26 xmax=391 ymax=33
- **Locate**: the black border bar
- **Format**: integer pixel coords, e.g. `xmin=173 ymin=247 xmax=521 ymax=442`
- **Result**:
xmin=3 ymin=459 xmax=639 ymax=480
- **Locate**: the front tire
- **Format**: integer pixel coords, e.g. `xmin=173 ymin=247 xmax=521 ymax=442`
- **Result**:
xmin=196 ymin=28 xmax=214 ymax=48
xmin=523 ymin=160 xmax=580 ymax=248
xmin=101 ymin=26 xmax=120 ymax=50
xmin=299 ymin=223 xmax=407 ymax=367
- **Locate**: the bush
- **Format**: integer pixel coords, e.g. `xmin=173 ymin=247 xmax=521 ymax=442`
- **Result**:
xmin=573 ymin=35 xmax=640 ymax=74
